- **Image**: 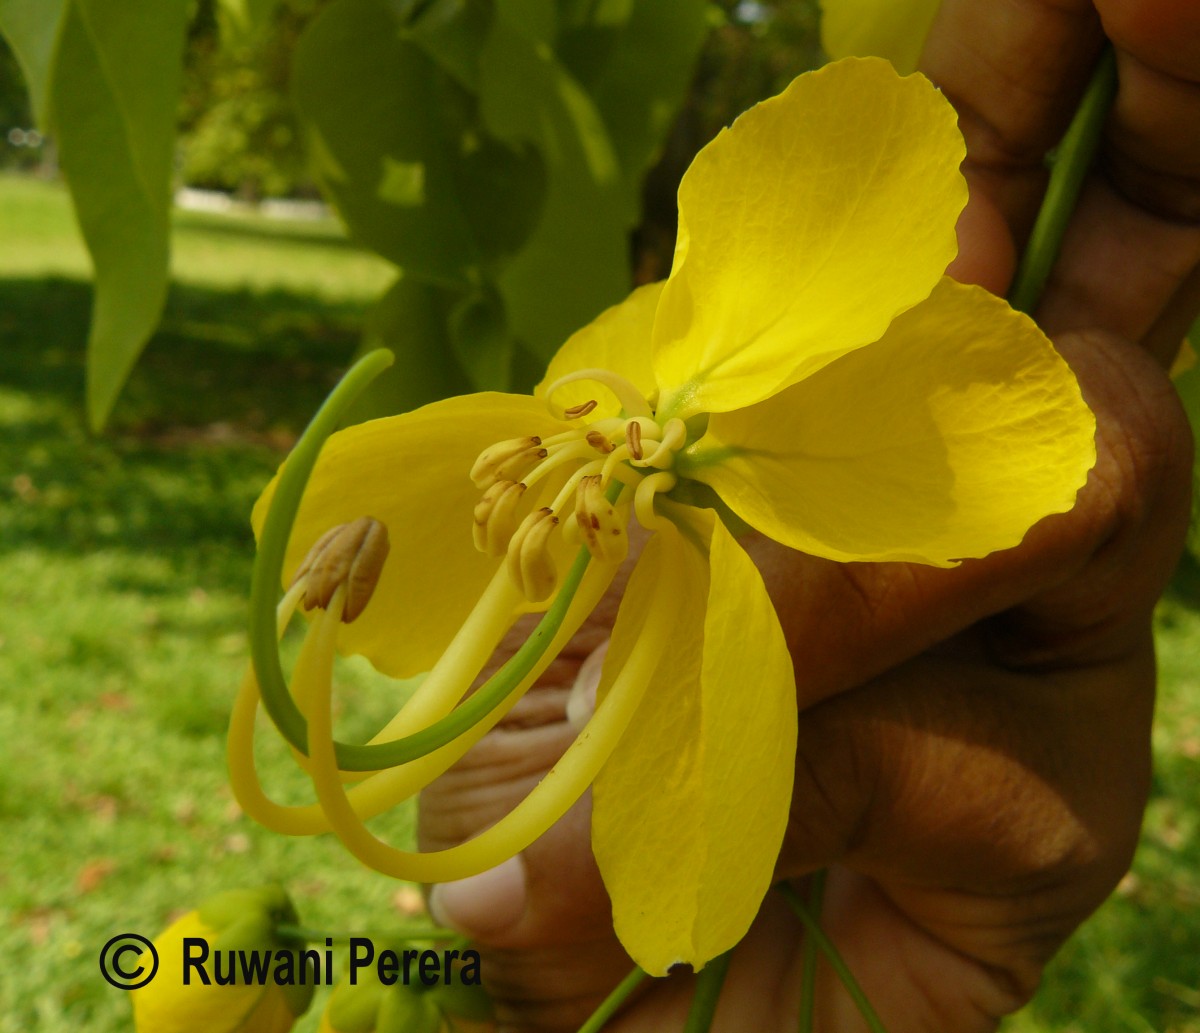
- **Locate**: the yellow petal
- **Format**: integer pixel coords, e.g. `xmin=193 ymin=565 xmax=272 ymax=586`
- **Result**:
xmin=592 ymin=507 xmax=796 ymax=975
xmin=535 ymin=281 xmax=664 ymax=419
xmin=689 ymin=278 xmax=1096 ymax=564
xmin=820 ymin=0 xmax=942 ymax=75
xmin=252 ymin=393 xmax=571 ymax=677
xmin=652 ymin=58 xmax=966 ymax=418
xmin=132 ymin=913 xmax=263 ymax=1033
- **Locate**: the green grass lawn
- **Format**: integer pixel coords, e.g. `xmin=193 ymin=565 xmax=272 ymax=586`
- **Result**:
xmin=0 ymin=174 xmax=1197 ymax=1032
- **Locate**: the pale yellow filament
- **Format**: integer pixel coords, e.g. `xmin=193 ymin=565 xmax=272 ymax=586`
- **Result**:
xmin=227 ymin=558 xmax=618 ymax=836
xmin=307 ymin=544 xmax=676 ymax=882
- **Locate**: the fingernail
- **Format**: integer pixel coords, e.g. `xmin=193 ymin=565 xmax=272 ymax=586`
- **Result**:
xmin=566 ymin=639 xmax=608 ymax=731
xmin=429 ymin=854 xmax=527 ymax=937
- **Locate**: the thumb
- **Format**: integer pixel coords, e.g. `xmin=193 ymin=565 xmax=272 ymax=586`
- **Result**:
xmin=420 ymin=653 xmax=633 ymax=1032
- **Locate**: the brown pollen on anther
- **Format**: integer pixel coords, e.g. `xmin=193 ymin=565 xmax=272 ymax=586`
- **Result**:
xmin=563 ymin=399 xmax=598 ymax=419
xmin=292 ymin=516 xmax=390 ymax=623
xmin=626 ymin=420 xmax=643 ymax=461
xmin=586 ymin=430 xmax=614 ymax=454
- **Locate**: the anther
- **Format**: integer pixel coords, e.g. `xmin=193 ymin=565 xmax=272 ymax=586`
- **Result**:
xmin=637 ymin=417 xmax=687 ymax=469
xmin=472 ymin=480 xmax=527 ymax=555
xmin=563 ymin=399 xmax=598 ymax=419
xmin=575 ymin=475 xmax=627 ymax=565
xmin=471 ymin=436 xmax=543 ymax=489
xmin=292 ymin=517 xmax=390 ymax=623
xmin=586 ymin=430 xmax=614 ymax=454
xmin=626 ymin=420 xmax=643 ymax=461
xmin=506 ymin=507 xmax=559 ymax=602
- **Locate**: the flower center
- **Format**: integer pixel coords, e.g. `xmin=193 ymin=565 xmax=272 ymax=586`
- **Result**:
xmin=469 ymin=370 xmax=688 ymax=601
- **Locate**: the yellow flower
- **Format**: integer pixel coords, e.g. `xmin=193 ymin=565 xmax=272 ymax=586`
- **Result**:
xmin=819 ymin=0 xmax=941 ymax=75
xmin=234 ymin=58 xmax=1094 ymax=975
xmin=132 ymin=888 xmax=312 ymax=1033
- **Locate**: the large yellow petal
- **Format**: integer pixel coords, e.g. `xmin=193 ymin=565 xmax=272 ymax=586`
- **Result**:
xmin=592 ymin=506 xmax=796 ymax=975
xmin=252 ymin=394 xmax=571 ymax=677
xmin=820 ymin=0 xmax=942 ymax=76
xmin=652 ymin=57 xmax=966 ymax=418
xmin=688 ymin=278 xmax=1096 ymax=564
xmin=535 ymin=281 xmax=664 ymax=419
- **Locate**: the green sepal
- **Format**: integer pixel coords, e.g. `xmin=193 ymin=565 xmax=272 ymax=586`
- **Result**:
xmin=325 ymin=977 xmax=388 ymax=1033
xmin=197 ymin=885 xmax=296 ymax=934
xmin=376 ymin=986 xmax=441 ymax=1033
xmin=430 ymin=979 xmax=493 ymax=1022
xmin=279 ymin=965 xmax=317 ymax=1018
xmin=213 ymin=913 xmax=277 ymax=957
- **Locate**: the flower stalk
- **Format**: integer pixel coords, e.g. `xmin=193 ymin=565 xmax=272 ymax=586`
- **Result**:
xmin=1009 ymin=46 xmax=1117 ymax=315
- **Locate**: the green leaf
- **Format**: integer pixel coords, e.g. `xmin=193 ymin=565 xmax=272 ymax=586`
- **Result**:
xmin=450 ymin=285 xmax=511 ymax=391
xmin=293 ymin=0 xmax=545 ymax=283
xmin=48 ymin=0 xmax=189 ymax=430
xmin=578 ymin=0 xmax=710 ymax=186
xmin=400 ymin=0 xmax=491 ymax=90
xmin=376 ymin=987 xmax=441 ymax=1033
xmin=0 ymin=0 xmax=67 ymax=125
xmin=480 ymin=0 xmax=630 ymax=361
xmin=343 ymin=276 xmax=472 ymax=424
xmin=215 ymin=0 xmax=279 ymax=39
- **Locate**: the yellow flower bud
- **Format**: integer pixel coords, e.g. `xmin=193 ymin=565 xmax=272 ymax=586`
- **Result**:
xmin=132 ymin=887 xmax=311 ymax=1033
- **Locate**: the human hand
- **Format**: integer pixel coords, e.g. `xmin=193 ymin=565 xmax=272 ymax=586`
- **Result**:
xmin=418 ymin=3 xmax=1198 ymax=1029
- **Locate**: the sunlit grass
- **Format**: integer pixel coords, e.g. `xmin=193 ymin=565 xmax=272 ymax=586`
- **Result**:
xmin=0 ymin=175 xmax=406 ymax=1033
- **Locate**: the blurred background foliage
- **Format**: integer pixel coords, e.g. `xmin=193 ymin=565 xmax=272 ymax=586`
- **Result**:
xmin=1 ymin=4 xmax=1199 ymax=1031
xmin=0 ymin=0 xmax=824 ymax=428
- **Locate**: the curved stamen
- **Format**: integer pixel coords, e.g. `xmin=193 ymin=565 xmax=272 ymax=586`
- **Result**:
xmin=635 ymin=471 xmax=678 ymax=531
xmin=544 ymin=368 xmax=654 ymax=420
xmin=523 ymin=439 xmax=595 ymax=489
xmin=228 ymin=549 xmax=619 ymax=836
xmin=549 ymin=458 xmax=608 ymax=513
xmin=636 ymin=417 xmax=687 ymax=470
xmin=306 ymin=536 xmax=675 ymax=883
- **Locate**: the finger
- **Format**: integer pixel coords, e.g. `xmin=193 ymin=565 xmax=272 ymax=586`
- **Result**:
xmin=920 ymin=0 xmax=1105 ymax=253
xmin=1096 ymin=0 xmax=1200 ymax=222
xmin=750 ymin=328 xmax=1192 ymax=707
xmin=924 ymin=1 xmax=1200 ymax=359
xmin=421 ymin=684 xmax=631 ymax=1032
xmin=1037 ymin=1 xmax=1200 ymax=363
xmin=777 ymin=333 xmax=1191 ymax=1002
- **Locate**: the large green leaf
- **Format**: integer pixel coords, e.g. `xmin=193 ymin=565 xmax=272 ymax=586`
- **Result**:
xmin=479 ymin=0 xmax=630 ymax=361
xmin=49 ymin=0 xmax=189 ymax=430
xmin=400 ymin=0 xmax=490 ymax=90
xmin=292 ymin=0 xmax=545 ymax=284
xmin=575 ymin=0 xmax=710 ymax=188
xmin=215 ymin=0 xmax=279 ymax=39
xmin=343 ymin=276 xmax=473 ymax=424
xmin=450 ymin=284 xmax=511 ymax=391
xmin=0 ymin=0 xmax=66 ymax=125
